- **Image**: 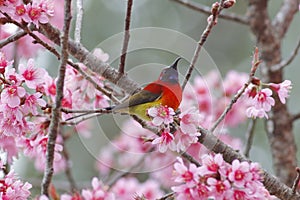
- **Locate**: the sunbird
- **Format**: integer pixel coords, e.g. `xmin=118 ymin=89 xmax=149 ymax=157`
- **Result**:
xmin=109 ymin=57 xmax=182 ymax=121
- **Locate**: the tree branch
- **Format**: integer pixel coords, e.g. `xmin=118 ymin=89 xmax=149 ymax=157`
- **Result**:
xmin=41 ymin=0 xmax=72 ymax=195
xmin=39 ymin=23 xmax=141 ymax=95
xmin=243 ymin=119 xmax=257 ymax=157
xmin=74 ymin=0 xmax=84 ymax=43
xmin=170 ymin=0 xmax=249 ymax=25
xmin=272 ymin=0 xmax=299 ymax=39
xmin=118 ymin=0 xmax=133 ymax=74
xmin=248 ymin=0 xmax=298 ymax=186
xmin=197 ymin=127 xmax=300 ymax=200
xmin=61 ymin=140 xmax=78 ymax=192
xmin=292 ymin=167 xmax=300 ymax=194
xmin=182 ymin=0 xmax=224 ymax=90
xmin=0 ymin=30 xmax=27 ymax=48
xmin=271 ymin=36 xmax=300 ymax=71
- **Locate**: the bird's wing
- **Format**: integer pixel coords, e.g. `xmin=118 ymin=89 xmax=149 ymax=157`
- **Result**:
xmin=114 ymin=89 xmax=162 ymax=111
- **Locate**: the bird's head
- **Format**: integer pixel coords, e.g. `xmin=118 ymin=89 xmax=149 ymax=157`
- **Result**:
xmin=159 ymin=57 xmax=181 ymax=83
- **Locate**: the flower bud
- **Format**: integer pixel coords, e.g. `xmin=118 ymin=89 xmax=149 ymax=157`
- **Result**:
xmin=211 ymin=2 xmax=220 ymax=15
xmin=223 ymin=0 xmax=236 ymax=9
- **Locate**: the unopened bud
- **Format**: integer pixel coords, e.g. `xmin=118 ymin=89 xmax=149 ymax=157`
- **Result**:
xmin=248 ymin=87 xmax=257 ymax=98
xmin=251 ymin=77 xmax=261 ymax=86
xmin=211 ymin=2 xmax=220 ymax=15
xmin=223 ymin=0 xmax=236 ymax=9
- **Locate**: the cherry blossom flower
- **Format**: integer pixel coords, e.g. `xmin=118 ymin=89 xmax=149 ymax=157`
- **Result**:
xmin=81 ymin=177 xmax=115 ymax=200
xmin=22 ymin=93 xmax=46 ymax=115
xmin=174 ymin=129 xmax=200 ymax=152
xmin=245 ymin=87 xmax=275 ymax=119
xmin=179 ymin=108 xmax=201 ymax=135
xmin=19 ymin=58 xmax=46 ymax=89
xmin=171 ymin=184 xmax=195 ymax=200
xmin=148 ymin=105 xmax=175 ymax=126
xmin=0 ymin=170 xmax=32 ymax=200
xmin=152 ymin=129 xmax=176 ymax=153
xmin=0 ymin=52 xmax=13 ymax=74
xmin=207 ymin=178 xmax=231 ymax=199
xmin=198 ymin=153 xmax=224 ymax=175
xmin=0 ymin=136 xmax=18 ymax=163
xmin=24 ymin=0 xmax=54 ymax=27
xmin=173 ymin=157 xmax=200 ymax=187
xmin=136 ymin=180 xmax=164 ymax=200
xmin=269 ymin=80 xmax=292 ymax=104
xmin=1 ymin=85 xmax=26 ymax=108
xmin=228 ymin=160 xmax=252 ymax=187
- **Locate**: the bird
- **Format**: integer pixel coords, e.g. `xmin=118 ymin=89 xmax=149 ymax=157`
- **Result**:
xmin=108 ymin=57 xmax=182 ymax=121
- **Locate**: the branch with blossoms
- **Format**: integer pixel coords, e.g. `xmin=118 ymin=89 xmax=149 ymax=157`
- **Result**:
xmin=0 ymin=0 xmax=299 ymax=199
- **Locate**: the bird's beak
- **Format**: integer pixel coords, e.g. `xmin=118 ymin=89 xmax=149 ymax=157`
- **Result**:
xmin=170 ymin=57 xmax=181 ymax=70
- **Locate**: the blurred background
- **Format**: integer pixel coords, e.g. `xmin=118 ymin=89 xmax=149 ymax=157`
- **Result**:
xmin=13 ymin=0 xmax=300 ymax=194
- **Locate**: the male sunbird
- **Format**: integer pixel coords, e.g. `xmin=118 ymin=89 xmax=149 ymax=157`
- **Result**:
xmin=109 ymin=57 xmax=182 ymax=120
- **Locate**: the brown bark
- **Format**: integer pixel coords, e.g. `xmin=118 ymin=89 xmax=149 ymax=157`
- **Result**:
xmin=247 ymin=0 xmax=298 ymax=186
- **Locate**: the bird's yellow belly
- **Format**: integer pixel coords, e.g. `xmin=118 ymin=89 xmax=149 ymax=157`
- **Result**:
xmin=129 ymin=100 xmax=162 ymax=121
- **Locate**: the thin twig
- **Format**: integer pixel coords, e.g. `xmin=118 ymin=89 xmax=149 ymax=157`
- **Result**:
xmin=292 ymin=113 xmax=300 ymax=122
xmin=243 ymin=119 xmax=257 ymax=157
xmin=170 ymin=0 xmax=249 ymax=25
xmin=62 ymin=113 xmax=104 ymax=126
xmin=106 ymin=148 xmax=152 ymax=187
xmin=41 ymin=0 xmax=72 ymax=196
xmin=292 ymin=167 xmax=300 ymax=194
xmin=74 ymin=0 xmax=83 ymax=43
xmin=182 ymin=0 xmax=224 ymax=90
xmin=118 ymin=0 xmax=133 ymax=74
xmin=271 ymin=36 xmax=300 ymax=71
xmin=61 ymin=140 xmax=78 ymax=192
xmin=67 ymin=61 xmax=120 ymax=104
xmin=0 ymin=30 xmax=27 ymax=48
xmin=157 ymin=192 xmax=175 ymax=200
xmin=209 ymin=47 xmax=260 ymax=133
xmin=62 ymin=107 xmax=112 ymax=114
xmin=4 ymin=17 xmax=119 ymax=105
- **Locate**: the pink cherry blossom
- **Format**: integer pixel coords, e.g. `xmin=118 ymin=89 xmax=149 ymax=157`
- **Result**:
xmin=0 ymin=136 xmax=18 ymax=163
xmin=152 ymin=129 xmax=176 ymax=153
xmin=173 ymin=157 xmax=200 ymax=187
xmin=246 ymin=106 xmax=268 ymax=119
xmin=81 ymin=177 xmax=115 ymax=200
xmin=1 ymin=85 xmax=26 ymax=108
xmin=254 ymin=88 xmax=275 ymax=111
xmin=136 ymin=180 xmax=164 ymax=200
xmin=228 ymin=160 xmax=252 ymax=187
xmin=179 ymin=108 xmax=201 ymax=135
xmin=269 ymin=80 xmax=292 ymax=104
xmin=111 ymin=177 xmax=139 ymax=200
xmin=147 ymin=105 xmax=175 ymax=126
xmin=0 ymin=52 xmax=13 ymax=74
xmin=174 ymin=129 xmax=200 ymax=152
xmin=171 ymin=184 xmax=195 ymax=200
xmin=207 ymin=178 xmax=231 ymax=199
xmin=198 ymin=153 xmax=224 ymax=175
xmin=4 ymin=67 xmax=24 ymax=85
xmin=22 ymin=93 xmax=46 ymax=115
xmin=245 ymin=87 xmax=275 ymax=119
xmin=19 ymin=58 xmax=46 ymax=89
xmin=0 ymin=170 xmax=32 ymax=200
xmin=24 ymin=0 xmax=54 ymax=27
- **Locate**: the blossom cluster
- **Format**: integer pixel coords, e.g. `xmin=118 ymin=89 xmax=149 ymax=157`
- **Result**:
xmin=38 ymin=177 xmax=164 ymax=200
xmin=0 ymin=48 xmax=110 ymax=173
xmin=172 ymin=154 xmax=272 ymax=200
xmin=0 ymin=0 xmax=54 ymax=27
xmin=0 ymin=169 xmax=32 ymax=200
xmin=244 ymin=79 xmax=292 ymax=119
xmin=148 ymin=105 xmax=201 ymax=153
